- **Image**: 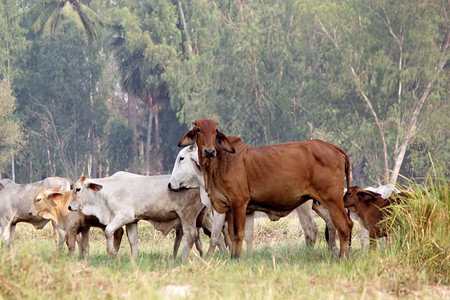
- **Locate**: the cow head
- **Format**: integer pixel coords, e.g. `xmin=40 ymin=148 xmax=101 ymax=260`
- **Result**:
xmin=178 ymin=118 xmax=235 ymax=159
xmin=69 ymin=175 xmax=103 ymax=211
xmin=344 ymin=186 xmax=381 ymax=212
xmin=168 ymin=144 xmax=204 ymax=191
xmin=29 ymin=186 xmax=63 ymax=221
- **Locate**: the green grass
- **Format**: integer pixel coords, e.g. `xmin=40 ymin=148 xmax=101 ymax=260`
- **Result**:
xmin=1 ymin=171 xmax=449 ymax=299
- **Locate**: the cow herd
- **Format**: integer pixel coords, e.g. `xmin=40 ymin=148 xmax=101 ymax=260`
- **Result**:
xmin=0 ymin=118 xmax=407 ymax=261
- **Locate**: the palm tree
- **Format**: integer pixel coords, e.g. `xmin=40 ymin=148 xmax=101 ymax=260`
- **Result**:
xmin=29 ymin=0 xmax=103 ymax=42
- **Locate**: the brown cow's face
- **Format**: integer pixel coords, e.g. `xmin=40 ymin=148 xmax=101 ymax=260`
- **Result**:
xmin=343 ymin=186 xmax=364 ymax=209
xmin=31 ymin=188 xmax=63 ymax=222
xmin=179 ymin=118 xmax=235 ymax=159
xmin=195 ymin=119 xmax=219 ymax=158
xmin=344 ymin=186 xmax=381 ymax=211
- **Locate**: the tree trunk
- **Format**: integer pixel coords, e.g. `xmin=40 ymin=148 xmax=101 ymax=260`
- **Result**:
xmin=128 ymin=93 xmax=138 ymax=173
xmin=145 ymin=108 xmax=153 ymax=176
xmin=91 ymin=131 xmax=97 ymax=178
xmin=177 ymin=0 xmax=193 ymax=56
xmin=391 ymin=81 xmax=434 ymax=183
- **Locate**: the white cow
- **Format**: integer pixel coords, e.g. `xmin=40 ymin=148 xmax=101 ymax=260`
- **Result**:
xmin=68 ymin=172 xmax=207 ymax=262
xmin=168 ymin=145 xmax=339 ymax=255
xmin=0 ymin=177 xmax=72 ymax=247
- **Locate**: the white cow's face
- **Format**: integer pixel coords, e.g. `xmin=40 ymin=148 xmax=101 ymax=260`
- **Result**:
xmin=168 ymin=145 xmax=203 ymax=191
xmin=69 ymin=176 xmax=86 ymax=211
xmin=69 ymin=176 xmax=103 ymax=212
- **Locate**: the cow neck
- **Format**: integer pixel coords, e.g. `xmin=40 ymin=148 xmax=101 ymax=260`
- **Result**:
xmin=56 ymin=190 xmax=73 ymax=223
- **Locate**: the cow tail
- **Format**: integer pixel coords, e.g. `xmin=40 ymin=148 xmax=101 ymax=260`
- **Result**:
xmin=335 ymin=146 xmax=351 ymax=191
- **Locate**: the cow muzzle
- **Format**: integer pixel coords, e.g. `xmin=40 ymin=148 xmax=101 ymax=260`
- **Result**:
xmin=68 ymin=203 xmax=78 ymax=211
xmin=204 ymin=149 xmax=216 ymax=158
xmin=168 ymin=182 xmax=178 ymax=191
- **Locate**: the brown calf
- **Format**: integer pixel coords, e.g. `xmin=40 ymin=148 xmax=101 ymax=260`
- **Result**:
xmin=343 ymin=186 xmax=408 ymax=249
xmin=30 ymin=188 xmax=123 ymax=258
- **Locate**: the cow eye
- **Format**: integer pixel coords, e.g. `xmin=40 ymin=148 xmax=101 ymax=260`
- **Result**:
xmin=196 ymin=128 xmax=200 ymax=133
xmin=180 ymin=157 xmax=185 ymax=161
xmin=76 ymin=188 xmax=81 ymax=193
xmin=36 ymin=197 xmax=42 ymax=203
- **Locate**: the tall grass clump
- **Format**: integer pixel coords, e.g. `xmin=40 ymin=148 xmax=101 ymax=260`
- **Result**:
xmin=386 ymin=160 xmax=449 ymax=284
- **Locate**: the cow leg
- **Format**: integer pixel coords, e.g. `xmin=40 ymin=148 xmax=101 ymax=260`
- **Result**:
xmin=2 ymin=214 xmax=17 ymax=248
xmin=226 ymin=211 xmax=235 ymax=255
xmin=66 ymin=230 xmax=77 ymax=257
xmin=222 ymin=222 xmax=232 ymax=249
xmin=51 ymin=221 xmax=59 ymax=245
xmin=79 ymin=228 xmax=90 ymax=258
xmin=296 ymin=200 xmax=318 ymax=247
xmin=104 ymin=215 xmax=133 ymax=258
xmin=207 ymin=212 xmax=226 ymax=255
xmin=180 ymin=220 xmax=199 ymax=262
xmin=360 ymin=226 xmax=369 ymax=249
xmin=56 ymin=229 xmax=67 ymax=255
xmin=312 ymin=203 xmax=339 ymax=252
xmin=3 ymin=222 xmax=16 ymax=248
xmin=113 ymin=227 xmax=124 ymax=252
xmin=244 ymin=212 xmax=255 ymax=256
xmin=325 ymin=201 xmax=353 ymax=258
xmin=369 ymin=231 xmax=377 ymax=251
xmin=230 ymin=203 xmax=246 ymax=259
xmin=194 ymin=228 xmax=204 ymax=257
xmin=125 ymin=223 xmax=138 ymax=260
xmin=349 ymin=212 xmax=369 ymax=249
xmin=173 ymin=225 xmax=183 ymax=258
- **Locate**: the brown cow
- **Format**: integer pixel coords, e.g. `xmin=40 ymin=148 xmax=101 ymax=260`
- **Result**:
xmin=30 ymin=188 xmax=124 ymax=258
xmin=343 ymin=186 xmax=409 ymax=249
xmin=178 ymin=118 xmax=353 ymax=259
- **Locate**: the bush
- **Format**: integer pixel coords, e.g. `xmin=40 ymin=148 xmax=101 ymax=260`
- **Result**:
xmin=386 ymin=160 xmax=449 ymax=284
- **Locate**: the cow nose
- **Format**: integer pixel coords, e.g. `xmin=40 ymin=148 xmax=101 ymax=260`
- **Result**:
xmin=168 ymin=182 xmax=172 ymax=189
xmin=204 ymin=149 xmax=216 ymax=158
xmin=68 ymin=205 xmax=75 ymax=211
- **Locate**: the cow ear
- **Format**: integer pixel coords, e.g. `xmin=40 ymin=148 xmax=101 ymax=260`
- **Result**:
xmin=87 ymin=182 xmax=103 ymax=191
xmin=49 ymin=185 xmax=62 ymax=193
xmin=178 ymin=129 xmax=197 ymax=147
xmin=48 ymin=193 xmax=64 ymax=206
xmin=358 ymin=191 xmax=380 ymax=201
xmin=216 ymin=130 xmax=235 ymax=153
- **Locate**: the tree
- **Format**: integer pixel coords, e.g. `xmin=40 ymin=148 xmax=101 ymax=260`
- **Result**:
xmin=17 ymin=20 xmax=104 ymax=180
xmin=0 ymin=0 xmax=27 ymax=179
xmin=29 ymin=0 xmax=103 ymax=42
xmin=109 ymin=0 xmax=187 ymax=174
xmin=300 ymin=0 xmax=448 ymax=184
xmin=0 ymin=79 xmax=23 ymax=175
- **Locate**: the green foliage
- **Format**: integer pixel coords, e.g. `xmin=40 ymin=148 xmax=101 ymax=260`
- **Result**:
xmin=386 ymin=161 xmax=449 ymax=283
xmin=0 ymin=0 xmax=29 ymax=81
xmin=2 ymin=0 xmax=448 ymax=183
xmin=0 ymin=79 xmax=23 ymax=169
xmin=106 ymin=118 xmax=134 ymax=173
xmin=29 ymin=0 xmax=103 ymax=43
xmin=15 ymin=19 xmax=104 ymax=180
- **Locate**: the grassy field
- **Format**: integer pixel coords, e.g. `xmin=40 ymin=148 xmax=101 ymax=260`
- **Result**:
xmin=1 ymin=174 xmax=448 ymax=299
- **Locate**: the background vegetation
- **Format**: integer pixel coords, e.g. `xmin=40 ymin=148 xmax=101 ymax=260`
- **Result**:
xmin=0 ymin=0 xmax=447 ymax=186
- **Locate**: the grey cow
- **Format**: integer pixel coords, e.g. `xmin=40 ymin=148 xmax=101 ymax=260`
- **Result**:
xmin=0 ymin=177 xmax=72 ymax=247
